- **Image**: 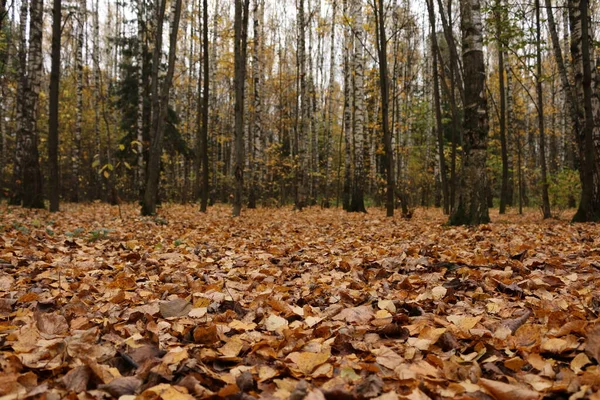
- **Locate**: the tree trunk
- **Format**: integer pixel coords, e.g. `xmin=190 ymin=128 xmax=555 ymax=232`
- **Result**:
xmin=248 ymin=0 xmax=263 ymax=209
xmin=448 ymin=0 xmax=490 ymax=225
xmin=426 ymin=0 xmax=449 ymax=215
xmin=14 ymin=0 xmax=44 ymax=209
xmin=295 ymin=0 xmax=307 ymax=210
xmin=571 ymin=0 xmax=600 ymax=222
xmin=535 ymin=0 xmax=552 ymax=219
xmin=199 ymin=0 xmax=210 ymax=212
xmin=136 ymin=0 xmax=145 ymax=196
xmin=48 ymin=0 xmax=61 ymax=212
xmin=72 ymin=0 xmax=85 ymax=203
xmin=324 ymin=0 xmax=336 ymax=208
xmin=141 ymin=0 xmax=183 ymax=215
xmin=349 ymin=0 xmax=366 ymax=213
xmin=496 ymin=0 xmax=509 ymax=214
xmin=342 ymin=0 xmax=352 ymax=211
xmin=232 ymin=0 xmax=250 ymax=217
xmin=10 ymin=0 xmax=28 ymax=206
xmin=374 ymin=0 xmax=394 ymax=217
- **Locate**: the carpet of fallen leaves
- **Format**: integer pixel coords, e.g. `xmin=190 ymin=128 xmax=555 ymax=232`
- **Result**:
xmin=1 ymin=204 xmax=600 ymax=400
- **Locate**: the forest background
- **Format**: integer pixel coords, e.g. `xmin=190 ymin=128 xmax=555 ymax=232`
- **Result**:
xmin=0 ymin=0 xmax=598 ymax=223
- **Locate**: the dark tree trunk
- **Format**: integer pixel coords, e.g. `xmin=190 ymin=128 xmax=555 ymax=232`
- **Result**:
xmin=141 ymin=0 xmax=183 ymax=215
xmin=48 ymin=0 xmax=61 ymax=212
xmin=535 ymin=0 xmax=552 ymax=219
xmin=449 ymin=0 xmax=490 ymax=225
xmin=232 ymin=0 xmax=250 ymax=217
xmin=496 ymin=0 xmax=509 ymax=214
xmin=572 ymin=0 xmax=600 ymax=222
xmin=200 ymin=0 xmax=210 ymax=212
xmin=374 ymin=0 xmax=394 ymax=217
xmin=426 ymin=0 xmax=449 ymax=215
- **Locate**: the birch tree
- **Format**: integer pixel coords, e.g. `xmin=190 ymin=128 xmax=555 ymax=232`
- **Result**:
xmin=448 ymin=0 xmax=490 ymax=225
xmin=12 ymin=0 xmax=44 ymax=208
xmin=349 ymin=0 xmax=366 ymax=212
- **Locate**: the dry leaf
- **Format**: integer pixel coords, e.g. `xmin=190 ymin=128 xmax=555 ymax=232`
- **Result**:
xmin=479 ymin=378 xmax=540 ymax=400
xmin=160 ymin=298 xmax=192 ymax=318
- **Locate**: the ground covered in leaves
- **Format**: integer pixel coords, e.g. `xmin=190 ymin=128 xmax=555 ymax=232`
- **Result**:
xmin=1 ymin=204 xmax=600 ymax=400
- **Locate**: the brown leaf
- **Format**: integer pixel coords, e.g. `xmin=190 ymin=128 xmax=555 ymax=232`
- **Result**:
xmin=236 ymin=371 xmax=256 ymax=392
xmin=585 ymin=324 xmax=600 ymax=363
xmin=193 ymin=324 xmax=219 ymax=345
xmin=160 ymin=298 xmax=192 ymax=318
xmin=354 ymin=375 xmax=384 ymax=398
xmin=34 ymin=311 xmax=69 ymax=336
xmin=479 ymin=378 xmax=540 ymax=400
xmin=333 ymin=305 xmax=374 ymax=324
xmin=61 ymin=365 xmax=91 ymax=393
xmin=501 ymin=309 xmax=532 ymax=334
xmin=128 ymin=344 xmax=166 ymax=365
xmin=379 ymin=323 xmax=409 ymax=339
xmin=98 ymin=376 xmax=143 ymax=397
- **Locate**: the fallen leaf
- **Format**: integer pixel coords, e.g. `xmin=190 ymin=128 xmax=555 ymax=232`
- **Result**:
xmin=479 ymin=378 xmax=540 ymax=400
xmin=287 ymin=352 xmax=330 ymax=375
xmin=160 ymin=298 xmax=192 ymax=318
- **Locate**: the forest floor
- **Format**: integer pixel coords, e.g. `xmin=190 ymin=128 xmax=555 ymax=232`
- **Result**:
xmin=1 ymin=203 xmax=599 ymax=399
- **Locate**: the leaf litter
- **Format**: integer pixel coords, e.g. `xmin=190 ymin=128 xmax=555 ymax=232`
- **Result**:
xmin=1 ymin=204 xmax=600 ymax=399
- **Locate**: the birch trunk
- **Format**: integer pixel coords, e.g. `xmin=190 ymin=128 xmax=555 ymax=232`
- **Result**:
xmin=570 ymin=0 xmax=600 ymax=221
xmin=248 ymin=0 xmax=263 ymax=209
xmin=349 ymin=0 xmax=366 ymax=212
xmin=10 ymin=0 xmax=28 ymax=205
xmin=324 ymin=0 xmax=336 ymax=207
xmin=295 ymin=0 xmax=308 ymax=210
xmin=449 ymin=0 xmax=490 ymax=225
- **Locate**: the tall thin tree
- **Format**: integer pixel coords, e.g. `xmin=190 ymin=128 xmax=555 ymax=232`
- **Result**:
xmin=141 ymin=0 xmax=183 ymax=215
xmin=448 ymin=0 xmax=490 ymax=225
xmin=535 ymin=0 xmax=552 ymax=218
xmin=232 ymin=0 xmax=250 ymax=217
xmin=48 ymin=0 xmax=61 ymax=212
xmin=199 ymin=0 xmax=210 ymax=212
xmin=373 ymin=0 xmax=394 ymax=217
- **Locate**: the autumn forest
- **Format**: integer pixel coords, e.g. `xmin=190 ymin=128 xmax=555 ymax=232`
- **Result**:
xmin=2 ymin=0 xmax=600 ymax=398
xmin=0 ymin=0 xmax=597 ymax=222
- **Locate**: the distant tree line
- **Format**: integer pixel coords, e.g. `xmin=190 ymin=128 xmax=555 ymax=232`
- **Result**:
xmin=0 ymin=0 xmax=598 ymax=223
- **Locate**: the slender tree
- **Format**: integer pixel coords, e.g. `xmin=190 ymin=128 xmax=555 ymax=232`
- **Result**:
xmin=13 ymin=0 xmax=44 ymax=208
xmin=342 ymin=0 xmax=352 ymax=211
xmin=373 ymin=0 xmax=394 ymax=217
xmin=570 ymin=0 xmax=600 ymax=222
xmin=324 ymin=0 xmax=337 ymax=208
xmin=72 ymin=0 xmax=85 ymax=202
xmin=535 ymin=0 xmax=552 ymax=219
xmin=349 ymin=0 xmax=366 ymax=212
xmin=136 ymin=0 xmax=145 ymax=195
xmin=449 ymin=0 xmax=490 ymax=225
xmin=248 ymin=0 xmax=263 ymax=209
xmin=295 ymin=0 xmax=308 ymax=210
xmin=141 ymin=0 xmax=183 ymax=215
xmin=495 ymin=0 xmax=509 ymax=214
xmin=232 ymin=0 xmax=250 ymax=217
xmin=199 ymin=0 xmax=210 ymax=212
xmin=48 ymin=0 xmax=61 ymax=212
xmin=426 ymin=0 xmax=449 ymax=214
